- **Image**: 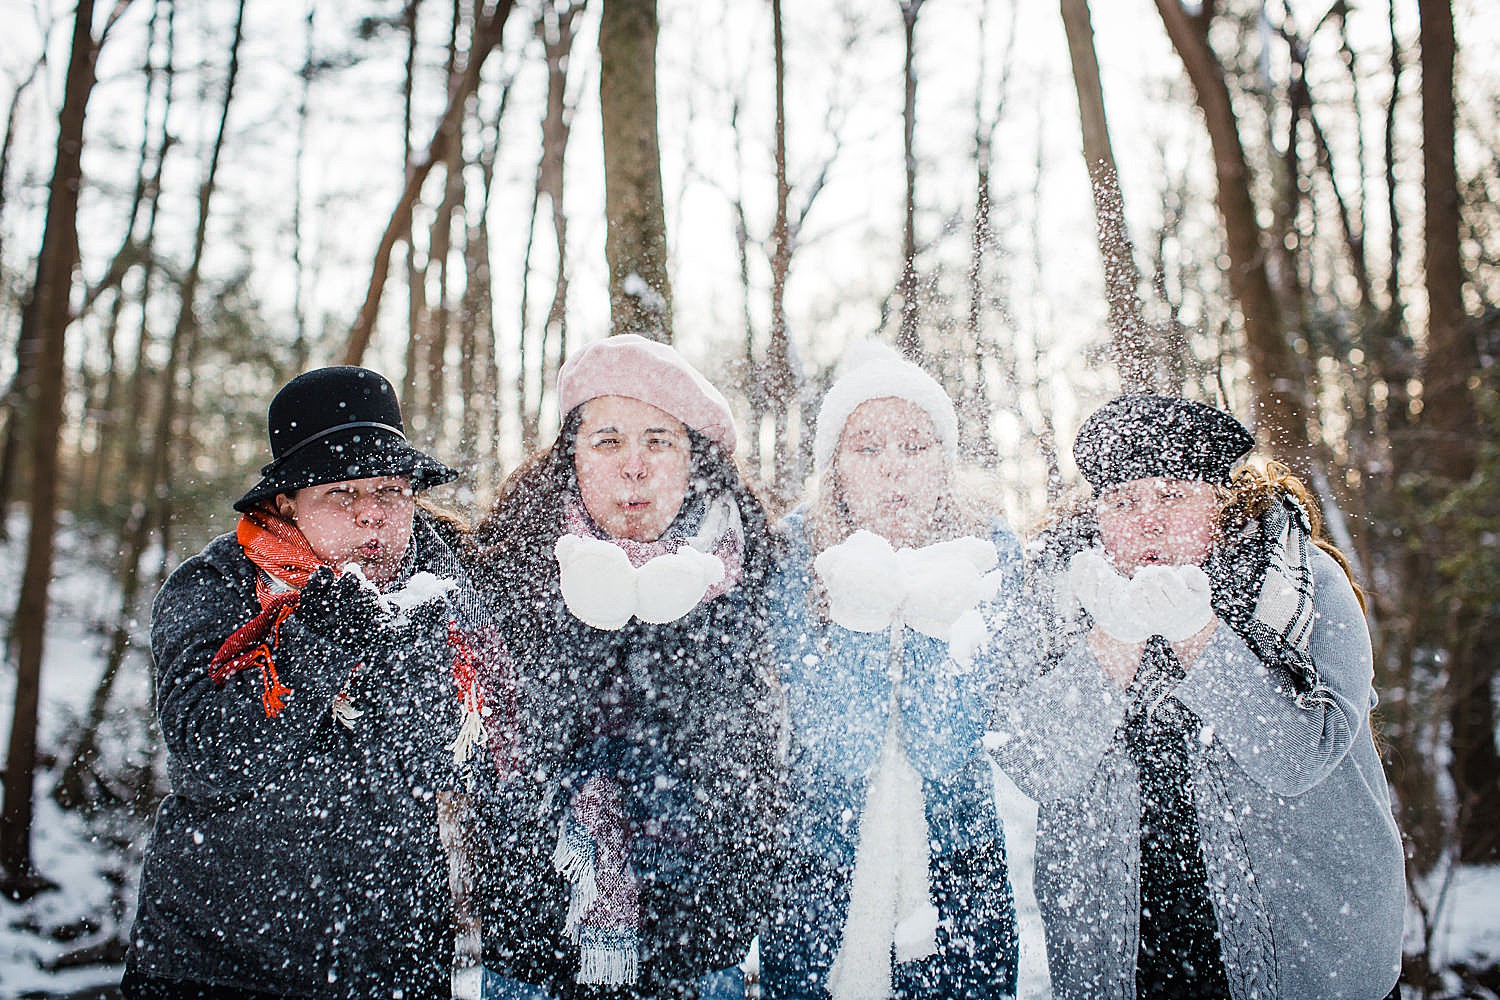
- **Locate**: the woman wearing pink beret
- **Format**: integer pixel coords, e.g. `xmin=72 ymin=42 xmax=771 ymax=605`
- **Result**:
xmin=465 ymin=335 xmax=782 ymax=1000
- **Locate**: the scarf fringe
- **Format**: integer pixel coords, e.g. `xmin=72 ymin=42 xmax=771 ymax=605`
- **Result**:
xmin=576 ymin=938 xmax=639 ymax=986
xmin=447 ymin=624 xmax=488 ymax=765
xmin=553 ymin=820 xmax=601 ymax=939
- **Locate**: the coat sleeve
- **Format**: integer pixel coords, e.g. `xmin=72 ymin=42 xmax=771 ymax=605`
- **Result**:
xmin=1172 ymin=545 xmax=1372 ymax=796
xmin=769 ymin=545 xmax=893 ymax=783
xmin=150 ymin=549 xmax=358 ymax=798
xmin=900 ymin=522 xmax=1026 ymax=781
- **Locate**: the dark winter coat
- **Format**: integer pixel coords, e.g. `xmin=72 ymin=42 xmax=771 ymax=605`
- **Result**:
xmin=759 ymin=511 xmax=1021 ymax=1000
xmin=126 ymin=515 xmax=480 ymax=999
xmin=467 ymin=496 xmax=783 ymax=1000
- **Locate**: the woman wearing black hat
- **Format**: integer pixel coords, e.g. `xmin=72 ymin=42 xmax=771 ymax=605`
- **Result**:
xmin=988 ymin=395 xmax=1404 ymax=1000
xmin=123 ymin=366 xmax=497 ymax=999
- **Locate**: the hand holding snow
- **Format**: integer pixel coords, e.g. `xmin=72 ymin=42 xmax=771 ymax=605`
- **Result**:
xmin=1129 ymin=563 xmax=1216 ymax=641
xmin=1065 ymin=547 xmax=1217 ymax=643
xmin=556 ymin=535 xmax=639 ymax=630
xmin=634 ymin=547 xmax=725 ymax=624
xmin=814 ymin=530 xmax=1000 ymax=641
xmin=555 ymin=534 xmax=724 ymax=630
xmin=813 ymin=531 xmax=905 ymax=633
xmin=897 ymin=538 xmax=1000 ymax=640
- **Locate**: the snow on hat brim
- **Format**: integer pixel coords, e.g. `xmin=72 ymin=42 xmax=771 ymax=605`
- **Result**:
xmin=557 ymin=334 xmax=737 ymax=453
xmin=1073 ymin=393 xmax=1254 ymax=491
xmin=813 ymin=353 xmax=958 ymax=470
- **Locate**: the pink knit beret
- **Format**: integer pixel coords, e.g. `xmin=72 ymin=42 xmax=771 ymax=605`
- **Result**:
xmin=557 ymin=334 xmax=738 ymax=454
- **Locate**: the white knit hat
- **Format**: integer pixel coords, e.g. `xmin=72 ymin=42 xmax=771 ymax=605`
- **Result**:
xmin=813 ymin=343 xmax=958 ymax=471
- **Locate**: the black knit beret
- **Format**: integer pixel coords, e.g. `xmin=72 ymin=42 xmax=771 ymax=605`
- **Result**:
xmin=1073 ymin=394 xmax=1254 ymax=491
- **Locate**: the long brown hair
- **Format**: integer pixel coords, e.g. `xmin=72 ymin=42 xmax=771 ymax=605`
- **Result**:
xmin=1217 ymin=460 xmax=1365 ymax=610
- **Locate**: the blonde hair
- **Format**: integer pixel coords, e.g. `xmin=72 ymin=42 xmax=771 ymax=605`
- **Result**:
xmin=804 ymin=461 xmax=996 ymax=562
xmin=1218 ymin=460 xmax=1365 ymax=611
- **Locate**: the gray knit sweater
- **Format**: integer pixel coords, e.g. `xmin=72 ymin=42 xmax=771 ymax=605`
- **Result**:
xmin=989 ymin=546 xmax=1405 ymax=1000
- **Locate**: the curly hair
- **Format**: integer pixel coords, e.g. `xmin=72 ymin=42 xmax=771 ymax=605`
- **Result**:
xmin=1217 ymin=460 xmax=1365 ymax=610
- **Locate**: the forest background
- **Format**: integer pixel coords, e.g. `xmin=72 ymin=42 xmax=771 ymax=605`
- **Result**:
xmin=0 ymin=0 xmax=1496 ymax=995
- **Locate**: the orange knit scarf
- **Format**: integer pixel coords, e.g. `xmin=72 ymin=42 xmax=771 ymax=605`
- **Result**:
xmin=208 ymin=507 xmax=491 ymax=760
xmin=208 ymin=506 xmax=320 ymax=717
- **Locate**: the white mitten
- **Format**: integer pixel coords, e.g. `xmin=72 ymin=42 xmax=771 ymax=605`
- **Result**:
xmin=1127 ymin=564 xmax=1217 ymax=642
xmin=635 ymin=547 xmax=726 ymax=624
xmin=555 ymin=534 xmax=638 ymax=630
xmin=897 ymin=538 xmax=999 ymax=640
xmin=814 ymin=530 xmax=905 ymax=633
xmin=1065 ymin=548 xmax=1155 ymax=644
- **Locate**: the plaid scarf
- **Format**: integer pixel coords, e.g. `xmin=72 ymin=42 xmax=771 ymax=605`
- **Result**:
xmin=552 ymin=773 xmax=642 ymax=986
xmin=1206 ymin=490 xmax=1323 ymax=703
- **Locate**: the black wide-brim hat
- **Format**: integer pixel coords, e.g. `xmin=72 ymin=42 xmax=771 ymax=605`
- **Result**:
xmin=1074 ymin=393 xmax=1254 ymax=491
xmin=234 ymin=366 xmax=458 ymax=512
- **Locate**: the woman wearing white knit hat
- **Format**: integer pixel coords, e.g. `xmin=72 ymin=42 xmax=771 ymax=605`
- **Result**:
xmin=761 ymin=344 xmax=1023 ymax=1000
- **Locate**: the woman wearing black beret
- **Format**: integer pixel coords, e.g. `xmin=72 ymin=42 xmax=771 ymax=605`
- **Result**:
xmin=989 ymin=394 xmax=1405 ymax=1000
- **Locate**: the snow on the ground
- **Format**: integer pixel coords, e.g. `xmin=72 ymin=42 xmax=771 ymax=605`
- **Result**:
xmin=0 ymin=515 xmax=152 ymax=997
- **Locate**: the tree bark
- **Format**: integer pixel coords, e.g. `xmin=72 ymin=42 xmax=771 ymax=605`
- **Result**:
xmin=1059 ymin=0 xmax=1171 ymax=393
xmin=600 ymin=0 xmax=672 ymax=339
xmin=1 ymin=0 xmax=100 ymax=896
xmin=344 ymin=0 xmax=515 ymax=365
xmin=895 ymin=0 xmax=924 ymax=361
xmin=1154 ymin=0 xmax=1314 ymax=467
xmin=1417 ymin=0 xmax=1498 ymax=864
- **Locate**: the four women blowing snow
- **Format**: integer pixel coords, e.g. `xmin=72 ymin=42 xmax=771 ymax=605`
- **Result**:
xmin=127 ymin=344 xmax=1406 ymax=1000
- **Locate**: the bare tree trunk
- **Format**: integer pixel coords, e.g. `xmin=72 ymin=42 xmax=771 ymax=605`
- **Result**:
xmin=959 ymin=0 xmax=1015 ymax=465
xmin=1417 ymin=0 xmax=1498 ymax=864
xmin=78 ymin=0 xmax=172 ymax=511
xmin=344 ymin=0 xmax=515 ymax=365
xmin=421 ymin=0 xmax=469 ymax=448
xmin=0 ymin=42 xmax=49 ymax=305
xmin=401 ymin=0 xmax=424 ymax=410
xmin=519 ymin=0 xmax=582 ymax=445
xmin=0 ymin=46 xmax=51 ymax=540
xmin=1153 ymin=0 xmax=1313 ymax=467
xmin=290 ymin=0 xmax=315 ymax=370
xmin=1 ymin=0 xmax=101 ymax=897
xmin=54 ymin=0 xmax=245 ymax=815
xmin=766 ymin=0 xmax=797 ymax=498
xmin=538 ymin=0 xmax=580 ymax=408
xmin=600 ymin=0 xmax=672 ymax=339
xmin=1059 ymin=0 xmax=1169 ymax=393
xmin=895 ymin=0 xmax=924 ymax=361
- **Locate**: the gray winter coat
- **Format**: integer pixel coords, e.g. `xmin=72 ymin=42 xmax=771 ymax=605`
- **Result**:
xmin=989 ymin=545 xmax=1405 ymax=1000
xmin=127 ymin=515 xmax=478 ymax=999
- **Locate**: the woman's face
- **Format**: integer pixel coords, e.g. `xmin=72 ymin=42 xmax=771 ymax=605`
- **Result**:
xmin=835 ymin=397 xmax=947 ymax=548
xmin=1095 ymin=476 xmax=1219 ymax=576
xmin=574 ymin=395 xmax=693 ymax=542
xmin=276 ymin=476 xmax=415 ymax=586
